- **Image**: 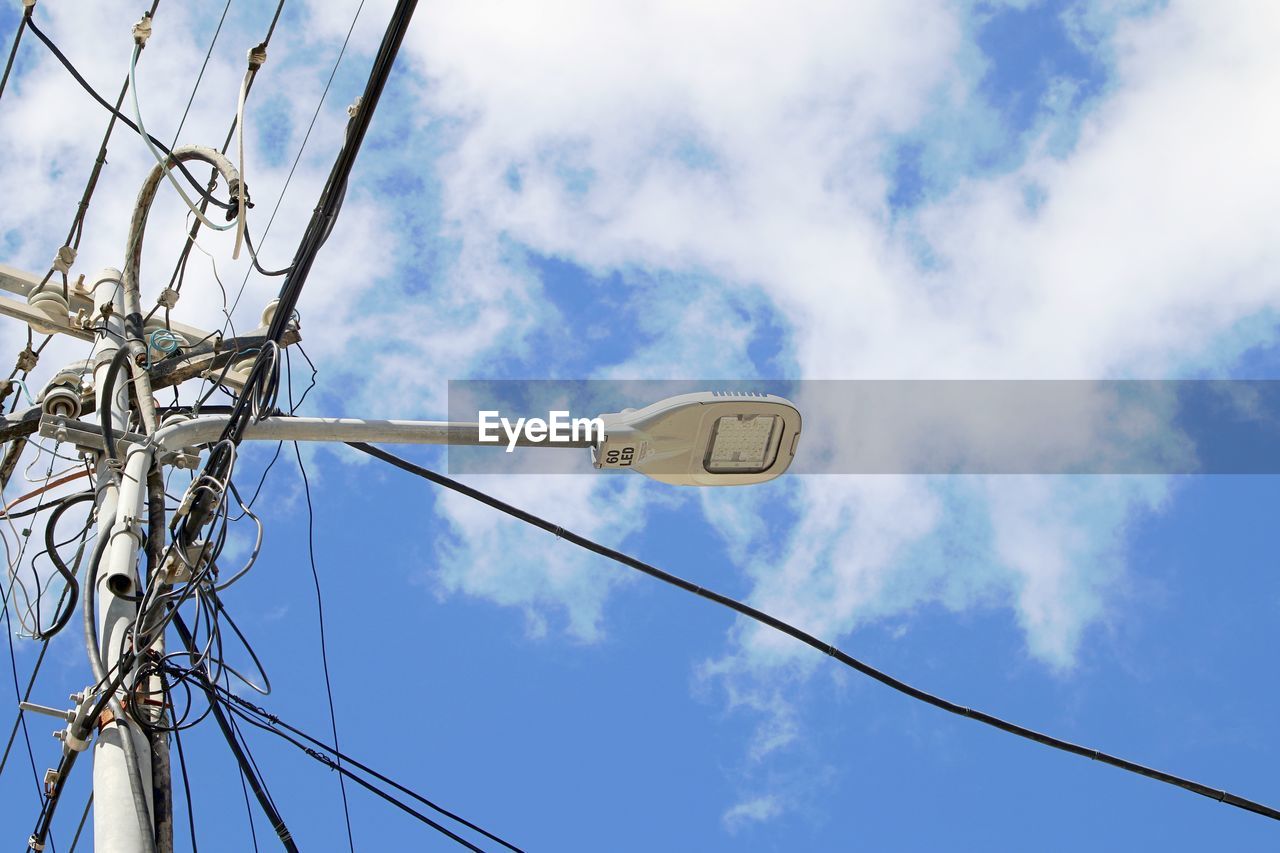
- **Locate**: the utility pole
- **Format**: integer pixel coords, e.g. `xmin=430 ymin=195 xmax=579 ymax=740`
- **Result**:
xmin=0 ymin=259 xmax=261 ymax=853
xmin=87 ymin=266 xmax=155 ymax=851
xmin=8 ymin=244 xmax=749 ymax=848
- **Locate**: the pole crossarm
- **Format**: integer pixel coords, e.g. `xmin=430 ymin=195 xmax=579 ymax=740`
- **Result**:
xmin=0 ymin=263 xmax=212 ymax=346
xmin=0 ymin=330 xmax=301 ymax=443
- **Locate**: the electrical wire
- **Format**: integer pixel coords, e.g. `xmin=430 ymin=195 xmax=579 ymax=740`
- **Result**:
xmin=237 ymin=763 xmax=262 ymax=853
xmin=0 ymin=638 xmax=49 ymax=781
xmin=61 ymin=0 xmax=164 ymax=255
xmin=224 ymin=0 xmax=364 ymax=319
xmin=171 ymin=612 xmax=299 ymax=852
xmin=294 ymin=442 xmax=355 ymax=851
xmin=158 ymin=0 xmax=287 ymax=316
xmin=209 ymin=682 xmax=526 ymax=852
xmin=170 ymin=706 xmax=199 ymax=853
xmin=129 ymin=38 xmax=237 ymax=234
xmin=218 ymin=694 xmax=495 ymax=852
xmin=67 ymin=792 xmax=93 ymax=852
xmin=24 ymin=15 xmax=234 ymax=212
xmin=0 ymin=1 xmax=31 ymax=103
xmin=168 ymin=0 xmax=232 ymax=151
xmin=352 ymin=443 xmax=1280 ymax=825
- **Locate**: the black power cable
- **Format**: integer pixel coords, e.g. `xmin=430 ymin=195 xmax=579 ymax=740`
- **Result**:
xmin=293 ymin=445 xmax=355 ymax=850
xmin=208 ymin=682 xmax=525 ymax=853
xmin=24 ymin=16 xmax=234 ymax=212
xmin=169 ymin=684 xmax=199 ymax=853
xmin=67 ymin=792 xmax=93 ymax=852
xmin=216 ymin=695 xmax=497 ymax=853
xmin=40 ymin=491 xmax=96 ymax=638
xmin=178 ymin=0 xmax=417 ymax=563
xmin=171 ymin=612 xmax=300 ymax=853
xmin=351 ymin=443 xmax=1280 ymax=825
xmin=0 ymin=0 xmax=32 ymax=103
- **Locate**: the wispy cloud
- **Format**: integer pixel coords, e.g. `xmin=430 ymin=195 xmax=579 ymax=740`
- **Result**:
xmin=722 ymin=794 xmax=784 ymax=833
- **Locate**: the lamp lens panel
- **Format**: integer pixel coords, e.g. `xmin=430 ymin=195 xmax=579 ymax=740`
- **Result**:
xmin=704 ymin=414 xmax=780 ymax=473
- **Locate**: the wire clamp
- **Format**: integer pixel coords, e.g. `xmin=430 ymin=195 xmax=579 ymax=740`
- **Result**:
xmin=16 ymin=345 xmax=39 ymax=373
xmin=156 ymin=287 xmax=180 ymax=309
xmin=225 ymin=178 xmax=253 ymax=222
xmin=22 ymin=0 xmax=36 ymax=9
xmin=348 ymin=95 xmax=363 ymax=119
xmin=247 ymin=42 xmax=268 ymax=70
xmin=51 ymin=245 xmax=76 ymax=274
xmin=131 ymin=13 xmax=152 ymax=47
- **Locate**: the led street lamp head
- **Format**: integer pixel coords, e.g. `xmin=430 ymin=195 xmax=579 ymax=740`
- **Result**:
xmin=592 ymin=391 xmax=801 ymax=486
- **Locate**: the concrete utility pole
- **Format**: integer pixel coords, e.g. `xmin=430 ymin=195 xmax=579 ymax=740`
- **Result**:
xmin=87 ymin=268 xmax=155 ymax=851
xmin=0 ymin=260 xmax=270 ymax=853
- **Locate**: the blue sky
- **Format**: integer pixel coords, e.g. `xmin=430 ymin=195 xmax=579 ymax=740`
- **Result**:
xmin=2 ymin=0 xmax=1279 ymax=849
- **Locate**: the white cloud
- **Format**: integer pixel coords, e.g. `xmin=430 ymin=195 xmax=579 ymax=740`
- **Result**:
xmin=431 ymin=472 xmax=655 ymax=641
xmin=386 ymin=0 xmax=1280 ymax=677
xmin=722 ymin=794 xmax=783 ymax=833
xmin=7 ymin=0 xmax=1280 ymax=829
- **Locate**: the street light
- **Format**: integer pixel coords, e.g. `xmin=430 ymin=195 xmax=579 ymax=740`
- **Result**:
xmin=592 ymin=391 xmax=801 ymax=486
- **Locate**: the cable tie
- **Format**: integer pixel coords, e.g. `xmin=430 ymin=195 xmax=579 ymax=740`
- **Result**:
xmin=22 ymin=0 xmax=37 ymax=9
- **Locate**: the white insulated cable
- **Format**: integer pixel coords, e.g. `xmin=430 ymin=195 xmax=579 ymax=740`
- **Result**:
xmin=128 ymin=42 xmax=235 ymax=234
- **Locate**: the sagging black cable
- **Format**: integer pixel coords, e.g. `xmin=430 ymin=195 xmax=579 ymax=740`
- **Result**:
xmin=220 ymin=699 xmax=489 ymax=853
xmin=243 ymin=228 xmax=291 ymax=277
xmin=39 ymin=492 xmax=96 ymax=638
xmin=210 ymin=682 xmax=525 ymax=853
xmin=24 ymin=16 xmax=233 ymax=211
xmin=351 ymin=442 xmax=1280 ymax=825
xmin=0 ymin=488 xmax=92 ymax=521
xmin=171 ymin=612 xmax=299 ymax=853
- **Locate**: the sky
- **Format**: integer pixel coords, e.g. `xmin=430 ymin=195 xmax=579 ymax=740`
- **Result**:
xmin=1 ymin=0 xmax=1279 ymax=850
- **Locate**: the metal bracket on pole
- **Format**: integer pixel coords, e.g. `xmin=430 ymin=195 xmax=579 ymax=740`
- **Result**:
xmin=38 ymin=414 xmax=201 ymax=469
